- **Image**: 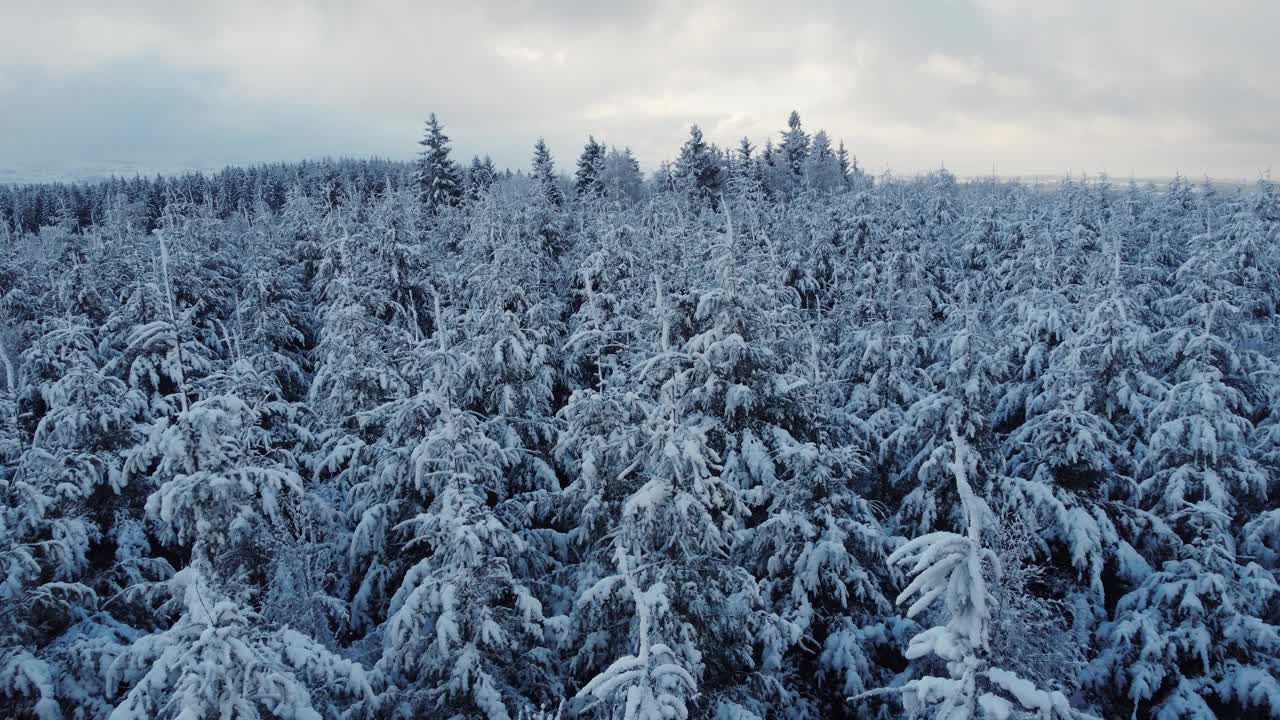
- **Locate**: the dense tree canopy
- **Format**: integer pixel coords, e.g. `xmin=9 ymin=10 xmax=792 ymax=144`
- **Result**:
xmin=1 ymin=112 xmax=1276 ymax=720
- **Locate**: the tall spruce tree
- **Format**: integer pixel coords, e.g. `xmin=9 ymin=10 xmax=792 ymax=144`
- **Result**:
xmin=415 ymin=113 xmax=464 ymax=212
xmin=531 ymin=138 xmax=564 ymax=207
xmin=780 ymin=110 xmax=810 ymax=176
xmin=674 ymin=125 xmax=722 ymax=206
xmin=574 ymin=136 xmax=606 ymax=198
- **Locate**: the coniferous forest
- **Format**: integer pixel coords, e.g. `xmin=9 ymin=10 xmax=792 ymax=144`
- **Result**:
xmin=1 ymin=113 xmax=1278 ymax=720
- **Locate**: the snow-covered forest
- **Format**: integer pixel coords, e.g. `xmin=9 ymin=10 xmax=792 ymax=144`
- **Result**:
xmin=1 ymin=112 xmax=1277 ymax=720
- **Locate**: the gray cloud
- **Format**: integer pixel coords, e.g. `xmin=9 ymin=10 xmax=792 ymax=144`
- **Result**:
xmin=1 ymin=0 xmax=1275 ymax=180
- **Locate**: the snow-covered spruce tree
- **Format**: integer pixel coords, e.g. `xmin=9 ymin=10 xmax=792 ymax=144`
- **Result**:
xmin=340 ymin=316 xmax=555 ymax=707
xmin=104 ymin=562 xmax=372 ymax=720
xmin=302 ymin=219 xmax=422 ymax=644
xmin=730 ymin=137 xmax=768 ymax=202
xmin=532 ymin=138 xmax=565 ymax=208
xmin=564 ymin=390 xmax=733 ymax=717
xmin=1246 ymin=360 xmax=1280 ymax=571
xmin=278 ymin=183 xmax=328 ymax=289
xmin=1001 ymin=387 xmax=1147 ymax=596
xmin=573 ymin=547 xmax=697 ymax=720
xmin=690 ymin=236 xmax=895 ymax=714
xmin=563 ymin=239 xmax=643 ymax=393
xmin=98 ymin=214 xmax=227 ymax=418
xmin=339 ymin=187 xmax=568 ymax=716
xmin=673 ymin=125 xmax=722 ymax=208
xmin=230 ymin=225 xmax=314 ymax=402
xmin=372 ymin=400 xmax=558 ymax=719
xmin=554 ymin=358 xmax=668 ymax=715
xmin=451 ymin=183 xmax=567 ymax=580
xmin=468 ymin=156 xmax=500 ymax=202
xmin=416 ymin=113 xmax=465 ymax=213
xmin=4 ymin=232 xmax=201 ymax=717
xmin=995 ymin=260 xmax=1161 ymax=602
xmin=884 ymin=324 xmax=1004 ymax=537
xmin=858 ymin=432 xmax=1095 ymax=720
xmin=575 ymin=136 xmax=607 ymax=199
xmin=1082 ymin=297 xmax=1279 ymax=716
xmin=802 ymin=130 xmax=845 ymax=194
xmin=568 ymin=361 xmax=764 ymax=717
xmin=1084 ymin=525 xmax=1279 ymax=719
xmin=778 ymin=111 xmax=810 ymax=180
xmin=1144 ymin=244 xmax=1270 ymax=541
xmin=453 ymin=206 xmax=563 ymax=439
xmin=1147 ymin=334 xmax=1263 ymax=522
xmin=596 ymin=147 xmax=645 ymax=205
xmin=990 ymin=286 xmax=1075 ymax=434
xmin=571 ymin=235 xmax=820 ymax=717
xmin=551 ymin=221 xmax=660 ymax=667
xmin=121 ymin=392 xmax=306 ymax=573
xmin=1057 ymin=289 xmax=1165 ymax=449
xmin=308 ymin=227 xmax=413 ymax=423
xmin=49 ymin=231 xmax=110 ymax=326
xmin=837 ymin=321 xmax=933 ymax=475
xmin=1134 ymin=175 xmax=1197 ymax=293
xmin=0 ymin=323 xmax=118 ymax=717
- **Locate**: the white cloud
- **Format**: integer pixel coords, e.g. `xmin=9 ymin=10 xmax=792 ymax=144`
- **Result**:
xmin=0 ymin=0 xmax=1275 ymax=179
xmin=987 ymin=72 xmax=1032 ymax=98
xmin=919 ymin=53 xmax=983 ymax=85
xmin=493 ymin=43 xmax=569 ymax=68
xmin=496 ymin=44 xmax=541 ymax=63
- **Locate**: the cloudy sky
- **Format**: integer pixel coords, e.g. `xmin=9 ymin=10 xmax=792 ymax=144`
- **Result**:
xmin=1 ymin=0 xmax=1276 ymax=180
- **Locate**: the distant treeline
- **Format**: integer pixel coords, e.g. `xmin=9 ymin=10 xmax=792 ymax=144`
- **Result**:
xmin=0 ymin=158 xmax=416 ymax=235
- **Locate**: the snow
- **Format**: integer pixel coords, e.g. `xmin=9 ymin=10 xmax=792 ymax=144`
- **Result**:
xmin=2 ymin=126 xmax=1277 ymax=719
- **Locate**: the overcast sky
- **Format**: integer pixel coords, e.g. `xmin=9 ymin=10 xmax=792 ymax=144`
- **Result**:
xmin=1 ymin=0 xmax=1276 ymax=181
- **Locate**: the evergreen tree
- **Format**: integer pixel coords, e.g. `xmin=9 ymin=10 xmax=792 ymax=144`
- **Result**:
xmin=673 ymin=125 xmax=722 ymax=206
xmin=861 ymin=433 xmax=1093 ymax=720
xmin=837 ymin=140 xmax=852 ymax=184
xmin=531 ymin=138 xmax=564 ymax=207
xmin=2 ymin=119 xmax=1278 ymax=720
xmin=467 ymin=155 xmax=499 ymax=200
xmin=803 ymin=130 xmax=844 ymax=193
xmin=779 ymin=110 xmax=810 ymax=177
xmin=415 ymin=113 xmax=464 ymax=212
xmin=574 ymin=136 xmax=606 ymax=198
xmin=597 ymin=147 xmax=645 ymax=204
